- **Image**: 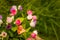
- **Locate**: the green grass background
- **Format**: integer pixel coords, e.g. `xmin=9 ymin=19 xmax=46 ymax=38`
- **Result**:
xmin=0 ymin=0 xmax=60 ymax=40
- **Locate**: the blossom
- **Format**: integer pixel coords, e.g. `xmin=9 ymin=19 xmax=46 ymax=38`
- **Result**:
xmin=32 ymin=15 xmax=37 ymax=20
xmin=27 ymin=10 xmax=32 ymax=15
xmin=0 ymin=15 xmax=2 ymax=19
xmin=10 ymin=5 xmax=17 ymax=16
xmin=1 ymin=31 xmax=7 ymax=38
xmin=6 ymin=24 xmax=12 ymax=29
xmin=18 ymin=25 xmax=23 ymax=30
xmin=6 ymin=17 xmax=13 ymax=23
xmin=31 ymin=33 xmax=36 ymax=38
xmin=30 ymin=20 xmax=36 ymax=27
xmin=18 ymin=5 xmax=23 ymax=11
xmin=27 ymin=15 xmax=32 ymax=20
xmin=26 ymin=38 xmax=32 ymax=40
xmin=33 ymin=30 xmax=38 ymax=35
xmin=15 ymin=19 xmax=21 ymax=25
xmin=30 ymin=22 xmax=35 ymax=27
xmin=17 ymin=25 xmax=25 ymax=34
xmin=0 ymin=19 xmax=3 ymax=25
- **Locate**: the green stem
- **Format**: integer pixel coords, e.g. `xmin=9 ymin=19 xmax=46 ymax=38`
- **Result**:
xmin=2 ymin=37 xmax=3 ymax=40
xmin=51 ymin=22 xmax=59 ymax=40
xmin=51 ymin=19 xmax=60 ymax=27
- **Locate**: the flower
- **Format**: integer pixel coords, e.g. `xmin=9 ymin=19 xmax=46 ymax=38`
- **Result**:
xmin=33 ymin=30 xmax=38 ymax=35
xmin=27 ymin=15 xmax=32 ymax=20
xmin=18 ymin=25 xmax=23 ymax=30
xmin=32 ymin=15 xmax=37 ymax=20
xmin=26 ymin=38 xmax=32 ymax=40
xmin=10 ymin=5 xmax=17 ymax=16
xmin=0 ymin=15 xmax=2 ymax=19
xmin=1 ymin=31 xmax=7 ymax=38
xmin=15 ymin=19 xmax=21 ymax=25
xmin=31 ymin=33 xmax=36 ymax=38
xmin=27 ymin=10 xmax=32 ymax=15
xmin=30 ymin=19 xmax=36 ymax=27
xmin=0 ymin=19 xmax=3 ymax=25
xmin=6 ymin=24 xmax=12 ymax=29
xmin=18 ymin=5 xmax=23 ymax=11
xmin=30 ymin=22 xmax=35 ymax=27
xmin=17 ymin=25 xmax=25 ymax=34
xmin=6 ymin=17 xmax=13 ymax=23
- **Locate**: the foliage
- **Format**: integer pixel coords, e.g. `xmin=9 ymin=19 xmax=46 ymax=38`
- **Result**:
xmin=0 ymin=0 xmax=60 ymax=40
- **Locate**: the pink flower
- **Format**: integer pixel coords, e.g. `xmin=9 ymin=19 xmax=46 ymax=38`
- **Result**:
xmin=31 ymin=33 xmax=36 ymax=38
xmin=27 ymin=10 xmax=32 ymax=15
xmin=26 ymin=38 xmax=32 ymax=40
xmin=32 ymin=15 xmax=37 ymax=20
xmin=7 ymin=17 xmax=13 ymax=23
xmin=10 ymin=5 xmax=17 ymax=16
xmin=15 ymin=19 xmax=21 ymax=25
xmin=27 ymin=15 xmax=32 ymax=20
xmin=0 ymin=15 xmax=2 ymax=19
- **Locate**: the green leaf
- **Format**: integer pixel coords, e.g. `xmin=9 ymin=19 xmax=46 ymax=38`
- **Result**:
xmin=26 ymin=27 xmax=31 ymax=32
xmin=17 ymin=17 xmax=24 ymax=23
xmin=20 ymin=18 xmax=24 ymax=22
xmin=13 ymin=38 xmax=19 ymax=40
xmin=11 ymin=26 xmax=17 ymax=32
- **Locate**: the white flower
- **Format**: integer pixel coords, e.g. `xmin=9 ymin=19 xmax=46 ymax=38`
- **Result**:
xmin=18 ymin=5 xmax=22 ymax=10
xmin=1 ymin=31 xmax=7 ymax=38
xmin=27 ymin=15 xmax=32 ymax=20
xmin=30 ymin=22 xmax=35 ymax=27
xmin=11 ymin=16 xmax=14 ymax=21
xmin=33 ymin=30 xmax=38 ymax=35
xmin=7 ymin=17 xmax=12 ymax=23
xmin=0 ymin=19 xmax=3 ymax=25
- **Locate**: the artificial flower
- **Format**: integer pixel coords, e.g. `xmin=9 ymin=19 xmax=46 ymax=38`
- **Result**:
xmin=18 ymin=5 xmax=23 ymax=11
xmin=0 ymin=15 xmax=2 ymax=19
xmin=27 ymin=15 xmax=32 ymax=20
xmin=1 ymin=31 xmax=7 ymax=38
xmin=0 ymin=19 xmax=3 ymax=25
xmin=17 ymin=25 xmax=25 ymax=34
xmin=15 ymin=19 xmax=21 ymax=26
xmin=6 ymin=24 xmax=12 ymax=29
xmin=10 ymin=5 xmax=17 ymax=16
xmin=6 ymin=17 xmax=13 ymax=23
xmin=27 ymin=10 xmax=32 ymax=15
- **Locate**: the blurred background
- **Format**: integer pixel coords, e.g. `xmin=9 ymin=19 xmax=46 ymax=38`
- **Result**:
xmin=0 ymin=0 xmax=60 ymax=40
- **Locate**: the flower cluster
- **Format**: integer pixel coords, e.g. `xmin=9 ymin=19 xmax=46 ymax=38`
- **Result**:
xmin=27 ymin=10 xmax=37 ymax=27
xmin=0 ymin=5 xmax=41 ymax=40
xmin=26 ymin=30 xmax=38 ymax=40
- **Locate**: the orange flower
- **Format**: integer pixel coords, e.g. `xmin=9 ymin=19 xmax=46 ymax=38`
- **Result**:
xmin=17 ymin=25 xmax=25 ymax=34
